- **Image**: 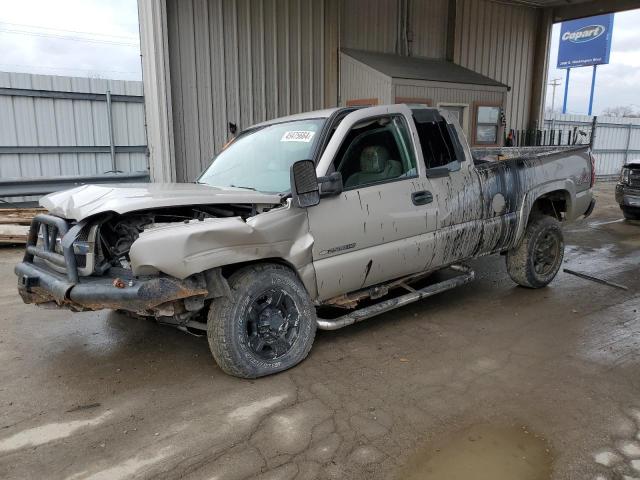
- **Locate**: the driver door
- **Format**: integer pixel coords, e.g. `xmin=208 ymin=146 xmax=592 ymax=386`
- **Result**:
xmin=307 ymin=106 xmax=439 ymax=301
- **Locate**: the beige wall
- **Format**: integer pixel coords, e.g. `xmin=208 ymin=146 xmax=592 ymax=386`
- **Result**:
xmin=165 ymin=0 xmax=339 ymax=182
xmin=341 ymin=0 xmax=449 ymax=58
xmin=452 ymin=0 xmax=540 ymax=132
xmin=341 ymin=0 xmax=542 ymax=132
xmin=339 ymin=53 xmax=393 ymax=106
xmin=143 ymin=0 xmax=548 ymax=181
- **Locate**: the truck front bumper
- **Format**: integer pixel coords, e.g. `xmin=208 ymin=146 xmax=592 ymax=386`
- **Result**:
xmin=615 ymin=183 xmax=640 ymax=208
xmin=15 ymin=261 xmax=207 ymax=313
xmin=16 ymin=212 xmax=208 ymax=314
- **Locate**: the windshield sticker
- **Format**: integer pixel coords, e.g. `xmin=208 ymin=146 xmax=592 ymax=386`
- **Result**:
xmin=281 ymin=131 xmax=315 ymax=142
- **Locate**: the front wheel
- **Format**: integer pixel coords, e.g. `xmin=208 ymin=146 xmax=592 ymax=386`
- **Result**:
xmin=207 ymin=263 xmax=317 ymax=378
xmin=506 ymin=215 xmax=564 ymax=288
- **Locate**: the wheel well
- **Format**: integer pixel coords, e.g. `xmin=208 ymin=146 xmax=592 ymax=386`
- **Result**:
xmin=220 ymin=258 xmax=299 ymax=279
xmin=531 ymin=190 xmax=569 ymax=221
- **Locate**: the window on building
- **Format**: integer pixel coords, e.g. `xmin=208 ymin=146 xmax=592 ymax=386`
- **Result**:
xmin=439 ymin=104 xmax=466 ymax=127
xmin=334 ymin=116 xmax=417 ymax=189
xmin=475 ymin=105 xmax=501 ymax=145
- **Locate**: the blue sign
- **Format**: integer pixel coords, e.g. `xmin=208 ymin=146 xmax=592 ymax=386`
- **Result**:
xmin=557 ymin=14 xmax=614 ymax=69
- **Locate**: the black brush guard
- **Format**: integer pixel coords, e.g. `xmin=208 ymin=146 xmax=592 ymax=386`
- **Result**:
xmin=15 ymin=214 xmax=207 ymax=312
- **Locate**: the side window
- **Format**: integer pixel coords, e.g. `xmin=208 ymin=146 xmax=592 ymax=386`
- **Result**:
xmin=412 ymin=110 xmax=460 ymax=170
xmin=474 ymin=105 xmax=501 ymax=145
xmin=334 ymin=116 xmax=417 ymax=189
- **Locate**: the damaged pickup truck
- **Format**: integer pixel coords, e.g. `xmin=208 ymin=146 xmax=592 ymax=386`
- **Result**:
xmin=15 ymin=105 xmax=596 ymax=378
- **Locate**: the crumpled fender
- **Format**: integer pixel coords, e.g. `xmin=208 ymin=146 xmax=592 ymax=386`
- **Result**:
xmin=128 ymin=205 xmax=318 ymax=299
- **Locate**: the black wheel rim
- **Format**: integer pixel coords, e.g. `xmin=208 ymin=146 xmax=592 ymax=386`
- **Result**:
xmin=533 ymin=231 xmax=560 ymax=276
xmin=245 ymin=288 xmax=300 ymax=360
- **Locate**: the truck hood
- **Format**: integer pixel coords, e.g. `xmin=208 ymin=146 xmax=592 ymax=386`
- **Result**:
xmin=626 ymin=159 xmax=640 ymax=167
xmin=40 ymin=183 xmax=284 ymax=221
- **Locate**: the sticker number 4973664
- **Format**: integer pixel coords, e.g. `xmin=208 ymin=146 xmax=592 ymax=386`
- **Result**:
xmin=281 ymin=131 xmax=315 ymax=142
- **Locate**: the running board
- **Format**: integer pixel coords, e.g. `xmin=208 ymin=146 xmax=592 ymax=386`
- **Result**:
xmin=316 ymin=264 xmax=475 ymax=331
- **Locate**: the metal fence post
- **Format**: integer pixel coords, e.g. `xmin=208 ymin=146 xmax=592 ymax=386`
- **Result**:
xmin=624 ymin=123 xmax=632 ymax=164
xmin=590 ymin=115 xmax=597 ymax=150
xmin=106 ymin=90 xmax=116 ymax=172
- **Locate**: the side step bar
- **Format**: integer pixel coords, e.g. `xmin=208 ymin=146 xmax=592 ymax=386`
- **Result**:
xmin=316 ymin=264 xmax=475 ymax=331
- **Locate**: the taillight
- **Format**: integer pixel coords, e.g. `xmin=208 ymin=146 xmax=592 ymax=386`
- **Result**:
xmin=590 ymin=151 xmax=596 ymax=187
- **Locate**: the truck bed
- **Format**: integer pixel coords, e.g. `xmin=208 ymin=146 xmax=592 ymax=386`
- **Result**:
xmin=471 ymin=145 xmax=589 ymax=164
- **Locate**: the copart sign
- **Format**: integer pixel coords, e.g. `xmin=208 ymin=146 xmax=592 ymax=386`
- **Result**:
xmin=557 ymin=13 xmax=614 ymax=69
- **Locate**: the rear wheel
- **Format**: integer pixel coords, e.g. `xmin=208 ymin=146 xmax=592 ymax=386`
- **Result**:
xmin=622 ymin=206 xmax=640 ymax=221
xmin=207 ymin=263 xmax=317 ymax=378
xmin=506 ymin=215 xmax=564 ymax=288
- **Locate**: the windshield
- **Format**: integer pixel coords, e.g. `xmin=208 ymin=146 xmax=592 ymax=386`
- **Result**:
xmin=198 ymin=119 xmax=325 ymax=193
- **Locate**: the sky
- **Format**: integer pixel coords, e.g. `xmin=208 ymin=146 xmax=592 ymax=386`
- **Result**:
xmin=0 ymin=0 xmax=141 ymax=81
xmin=545 ymin=8 xmax=640 ymax=115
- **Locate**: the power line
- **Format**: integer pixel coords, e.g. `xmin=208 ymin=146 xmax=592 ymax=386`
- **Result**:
xmin=0 ymin=28 xmax=139 ymax=47
xmin=549 ymin=78 xmax=562 ymax=113
xmin=0 ymin=21 xmax=138 ymax=41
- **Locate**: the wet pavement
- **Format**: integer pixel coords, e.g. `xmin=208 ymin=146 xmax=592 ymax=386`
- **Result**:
xmin=0 ymin=180 xmax=638 ymax=480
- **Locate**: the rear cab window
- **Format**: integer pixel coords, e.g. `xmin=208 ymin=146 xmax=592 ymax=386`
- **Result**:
xmin=411 ymin=108 xmax=466 ymax=175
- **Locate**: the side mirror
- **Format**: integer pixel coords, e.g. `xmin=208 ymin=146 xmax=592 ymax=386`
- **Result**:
xmin=290 ymin=160 xmax=320 ymax=208
xmin=319 ymin=172 xmax=343 ymax=197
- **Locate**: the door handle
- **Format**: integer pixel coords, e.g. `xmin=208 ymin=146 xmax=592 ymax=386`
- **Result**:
xmin=412 ymin=190 xmax=433 ymax=206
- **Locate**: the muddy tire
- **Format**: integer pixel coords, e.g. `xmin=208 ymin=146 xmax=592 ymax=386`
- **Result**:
xmin=622 ymin=206 xmax=640 ymax=221
xmin=506 ymin=215 xmax=564 ymax=288
xmin=207 ymin=263 xmax=317 ymax=378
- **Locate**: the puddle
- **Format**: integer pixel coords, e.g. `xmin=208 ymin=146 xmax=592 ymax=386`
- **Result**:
xmin=397 ymin=424 xmax=552 ymax=480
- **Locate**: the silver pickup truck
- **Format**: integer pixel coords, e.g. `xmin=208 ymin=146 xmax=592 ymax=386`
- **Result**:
xmin=15 ymin=105 xmax=595 ymax=378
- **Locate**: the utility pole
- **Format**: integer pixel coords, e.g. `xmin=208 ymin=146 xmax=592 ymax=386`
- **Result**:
xmin=549 ymin=78 xmax=562 ymax=114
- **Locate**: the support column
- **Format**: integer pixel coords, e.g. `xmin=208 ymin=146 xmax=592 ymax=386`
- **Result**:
xmin=138 ymin=0 xmax=177 ymax=182
xmin=445 ymin=0 xmax=457 ymax=62
xmin=587 ymin=65 xmax=598 ymax=116
xmin=528 ymin=7 xmax=553 ymax=129
xmin=562 ymin=68 xmax=571 ymax=114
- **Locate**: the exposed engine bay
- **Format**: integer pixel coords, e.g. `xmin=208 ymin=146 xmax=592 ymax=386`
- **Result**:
xmin=88 ymin=203 xmax=266 ymax=276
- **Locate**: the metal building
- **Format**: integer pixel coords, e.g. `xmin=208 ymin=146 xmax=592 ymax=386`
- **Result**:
xmin=138 ymin=0 xmax=640 ymax=183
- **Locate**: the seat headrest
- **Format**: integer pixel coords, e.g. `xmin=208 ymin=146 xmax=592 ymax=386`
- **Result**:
xmin=360 ymin=146 xmax=390 ymax=174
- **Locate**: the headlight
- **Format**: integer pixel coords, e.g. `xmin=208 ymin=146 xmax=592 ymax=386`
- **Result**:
xmin=621 ymin=167 xmax=630 ymax=184
xmin=36 ymin=231 xmax=63 ymax=254
xmin=72 ymin=241 xmax=91 ymax=255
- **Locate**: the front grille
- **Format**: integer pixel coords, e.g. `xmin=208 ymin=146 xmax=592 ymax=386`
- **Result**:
xmin=629 ymin=170 xmax=640 ymax=188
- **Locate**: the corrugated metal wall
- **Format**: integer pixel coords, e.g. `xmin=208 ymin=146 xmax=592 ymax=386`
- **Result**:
xmin=453 ymin=0 xmax=539 ymax=131
xmin=341 ymin=0 xmax=399 ymax=54
xmin=339 ymin=54 xmax=393 ymax=105
xmin=166 ymin=0 xmax=340 ymax=182
xmin=340 ymin=0 xmax=449 ymax=58
xmin=0 ymin=71 xmax=147 ymax=179
xmin=340 ymin=0 xmax=538 ymax=131
xmin=408 ymin=0 xmax=449 ymax=58
xmin=159 ymin=0 xmax=545 ymax=181
xmin=544 ymin=114 xmax=640 ymax=176
xmin=0 ymin=71 xmax=147 ymax=203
